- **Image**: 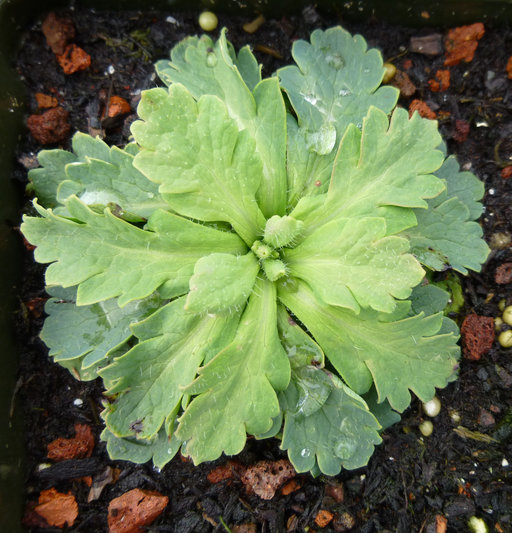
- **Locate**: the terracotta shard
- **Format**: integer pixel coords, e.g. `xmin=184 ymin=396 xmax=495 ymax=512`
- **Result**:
xmin=35 ymin=488 xmax=78 ymax=528
xmin=444 ymin=23 xmax=485 ymax=66
xmin=27 ymin=106 xmax=71 ymax=145
xmin=314 ymin=509 xmax=334 ymax=528
xmin=47 ymin=423 xmax=95 ymax=461
xmin=391 ymin=70 xmax=416 ymax=97
xmin=241 ymin=459 xmax=296 ymax=500
xmin=409 ymin=99 xmax=436 ymax=120
xmin=461 ymin=314 xmax=495 ymax=360
xmin=56 ymin=44 xmax=91 ymax=74
xmin=41 ymin=12 xmax=75 ymax=55
xmin=495 ymin=262 xmax=512 ymax=284
xmin=107 ymin=488 xmax=168 ymax=533
xmin=429 ymin=69 xmax=450 ymax=92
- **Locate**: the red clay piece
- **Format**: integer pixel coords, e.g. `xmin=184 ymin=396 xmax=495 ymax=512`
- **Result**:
xmin=453 ymin=119 xmax=470 ymax=143
xmin=314 ymin=509 xmax=334 ymax=528
xmin=104 ymin=95 xmax=132 ymax=118
xmin=444 ymin=23 xmax=485 ymax=66
xmin=207 ymin=460 xmax=244 ymax=484
xmin=108 ymin=488 xmax=168 ymax=533
xmin=41 ymin=12 xmax=75 ymax=55
xmin=47 ymin=423 xmax=94 ymax=461
xmin=391 ymin=70 xmax=416 ymax=97
xmin=507 ymin=56 xmax=512 ymax=79
xmin=56 ymin=44 xmax=91 ymax=74
xmin=35 ymin=92 xmax=58 ymax=109
xmin=241 ymin=459 xmax=296 ymax=500
xmin=501 ymin=166 xmax=512 ymax=179
xmin=495 ymin=263 xmax=512 ymax=284
xmin=461 ymin=314 xmax=495 ymax=360
xmin=429 ymin=69 xmax=450 ymax=92
xmin=27 ymin=106 xmax=71 ymax=145
xmin=409 ymin=99 xmax=436 ymax=120
xmin=35 ymin=488 xmax=78 ymax=528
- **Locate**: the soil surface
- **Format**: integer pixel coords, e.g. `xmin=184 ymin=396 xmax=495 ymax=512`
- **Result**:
xmin=12 ymin=5 xmax=512 ymax=533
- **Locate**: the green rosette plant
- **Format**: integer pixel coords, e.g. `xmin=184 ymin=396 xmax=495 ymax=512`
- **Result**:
xmin=21 ymin=27 xmax=489 ymax=476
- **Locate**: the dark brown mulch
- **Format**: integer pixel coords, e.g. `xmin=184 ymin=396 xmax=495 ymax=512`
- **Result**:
xmin=12 ymin=5 xmax=512 ymax=533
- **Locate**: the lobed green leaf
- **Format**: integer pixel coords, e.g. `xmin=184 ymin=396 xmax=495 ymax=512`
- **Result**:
xmin=279 ymin=281 xmax=460 ymax=411
xmin=155 ymin=30 xmax=287 ymax=218
xmin=177 ymin=278 xmax=290 ymax=463
xmin=21 ymin=196 xmax=246 ymax=306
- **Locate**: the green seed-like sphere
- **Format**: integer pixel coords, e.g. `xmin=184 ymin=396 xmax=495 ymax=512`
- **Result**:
xmin=502 ymin=305 xmax=512 ymax=326
xmin=419 ymin=420 xmax=433 ymax=437
xmin=468 ymin=516 xmax=489 ymax=533
xmin=382 ymin=62 xmax=397 ymax=83
xmin=498 ymin=329 xmax=512 ymax=348
xmin=199 ymin=11 xmax=218 ymax=32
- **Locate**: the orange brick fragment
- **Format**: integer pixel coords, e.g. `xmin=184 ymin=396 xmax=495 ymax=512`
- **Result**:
xmin=241 ymin=459 xmax=296 ymax=500
xmin=41 ymin=12 xmax=75 ymax=55
xmin=35 ymin=488 xmax=78 ymax=528
xmin=207 ymin=460 xmax=244 ymax=484
xmin=436 ymin=514 xmax=448 ymax=533
xmin=314 ymin=509 xmax=334 ymax=528
xmin=461 ymin=314 xmax=495 ymax=361
xmin=27 ymin=106 xmax=71 ymax=144
xmin=108 ymin=488 xmax=168 ymax=533
xmin=105 ymin=96 xmax=131 ymax=118
xmin=56 ymin=44 xmax=91 ymax=74
xmin=47 ymin=423 xmax=94 ymax=461
xmin=409 ymin=99 xmax=436 ymax=120
xmin=429 ymin=69 xmax=450 ymax=92
xmin=35 ymin=93 xmax=58 ymax=109
xmin=281 ymin=478 xmax=302 ymax=495
xmin=501 ymin=166 xmax=512 ymax=179
xmin=507 ymin=56 xmax=512 ymax=79
xmin=444 ymin=23 xmax=485 ymax=66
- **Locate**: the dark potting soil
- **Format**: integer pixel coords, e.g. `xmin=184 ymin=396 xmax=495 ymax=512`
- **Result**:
xmin=11 ymin=5 xmax=512 ymax=532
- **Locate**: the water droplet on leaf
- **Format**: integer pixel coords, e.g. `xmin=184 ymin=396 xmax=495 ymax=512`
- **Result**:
xmin=300 ymin=448 xmax=312 ymax=458
xmin=335 ymin=437 xmax=357 ymax=460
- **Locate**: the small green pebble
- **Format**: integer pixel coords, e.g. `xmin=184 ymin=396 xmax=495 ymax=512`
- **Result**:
xmin=498 ymin=329 xmax=512 ymax=348
xmin=495 ymin=316 xmax=504 ymax=330
xmin=419 ymin=420 xmax=433 ymax=437
xmin=502 ymin=305 xmax=512 ymax=325
xmin=382 ymin=62 xmax=397 ymax=83
xmin=199 ymin=11 xmax=218 ymax=31
xmin=468 ymin=516 xmax=488 ymax=533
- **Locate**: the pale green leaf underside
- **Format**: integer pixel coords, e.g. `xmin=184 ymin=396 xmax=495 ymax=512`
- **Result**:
xmin=42 ymin=286 xmax=159 ymax=371
xmin=101 ymin=425 xmax=181 ymax=470
xmin=132 ymin=84 xmax=266 ymax=244
xmin=282 ymin=375 xmax=381 ymax=476
xmin=177 ymin=278 xmax=290 ymax=463
xmin=276 ymin=305 xmax=324 ymax=369
xmin=402 ymin=156 xmax=489 ymax=274
xmin=280 ymin=365 xmax=334 ymax=418
xmin=285 ymin=216 xmax=424 ymax=313
xmin=278 ymin=26 xmax=398 ymax=155
xmin=101 ymin=297 xmax=239 ymax=439
xmin=29 ymin=133 xmax=164 ymax=218
xmin=21 ymin=196 xmax=246 ymax=307
xmin=186 ymin=252 xmax=260 ymax=314
xmin=154 ymin=30 xmax=287 ymax=218
xmin=285 ymin=114 xmax=337 ymax=209
xmin=279 ymin=281 xmax=460 ymax=411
